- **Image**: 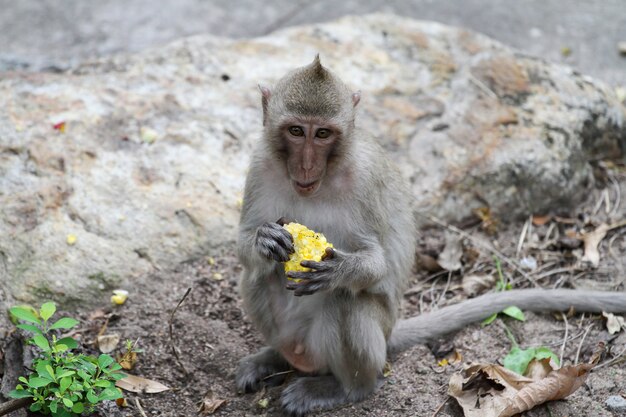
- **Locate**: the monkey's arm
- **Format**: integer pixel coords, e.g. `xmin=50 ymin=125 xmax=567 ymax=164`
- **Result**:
xmin=388 ymin=289 xmax=626 ymax=354
xmin=285 ymin=235 xmax=386 ymax=295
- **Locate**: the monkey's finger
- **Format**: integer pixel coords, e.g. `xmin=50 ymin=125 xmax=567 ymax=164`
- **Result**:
xmin=276 ymin=217 xmax=294 ymax=226
xmin=285 ymin=279 xmax=311 ymax=291
xmin=299 ymin=260 xmax=331 ymax=271
xmin=321 ymin=247 xmax=335 ymax=261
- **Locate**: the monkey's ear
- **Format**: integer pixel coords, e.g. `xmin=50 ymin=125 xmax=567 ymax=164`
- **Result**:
xmin=352 ymin=91 xmax=361 ymax=108
xmin=258 ymin=85 xmax=271 ymax=126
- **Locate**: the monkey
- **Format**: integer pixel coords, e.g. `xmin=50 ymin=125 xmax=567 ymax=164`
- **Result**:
xmin=235 ymin=56 xmax=626 ymax=416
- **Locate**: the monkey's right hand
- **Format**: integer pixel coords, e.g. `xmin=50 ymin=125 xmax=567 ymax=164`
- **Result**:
xmin=255 ymin=221 xmax=294 ymax=262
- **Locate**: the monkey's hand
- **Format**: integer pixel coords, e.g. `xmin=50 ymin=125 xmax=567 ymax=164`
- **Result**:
xmin=255 ymin=221 xmax=295 ymax=262
xmin=285 ymin=248 xmax=340 ymax=296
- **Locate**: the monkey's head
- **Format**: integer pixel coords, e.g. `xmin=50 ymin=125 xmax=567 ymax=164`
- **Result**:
xmin=260 ymin=55 xmax=361 ymax=197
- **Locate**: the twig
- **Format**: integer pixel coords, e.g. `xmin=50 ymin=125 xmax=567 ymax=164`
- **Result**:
xmin=594 ymin=345 xmax=626 ymax=370
xmin=434 ymin=272 xmax=453 ymax=309
xmin=263 ymin=369 xmax=295 ymax=380
xmin=169 ymin=287 xmax=192 ymax=378
xmin=608 ymin=174 xmax=621 ymax=218
xmin=422 ymin=214 xmax=538 ymax=287
xmin=431 ymin=396 xmax=449 ymax=417
xmin=574 ymin=323 xmax=595 ymax=365
xmin=559 ymin=312 xmax=569 ymax=365
xmin=533 ymin=267 xmax=575 ymax=281
xmin=134 ymin=397 xmax=148 ymax=417
xmin=515 ymin=217 xmax=530 ymax=257
xmin=0 ymin=398 xmax=32 ymax=416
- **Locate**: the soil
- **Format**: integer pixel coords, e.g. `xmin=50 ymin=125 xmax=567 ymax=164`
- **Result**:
xmin=2 ymin=168 xmax=626 ymax=417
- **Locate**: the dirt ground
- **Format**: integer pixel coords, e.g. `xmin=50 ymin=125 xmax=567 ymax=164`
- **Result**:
xmin=2 ymin=167 xmax=626 ymax=417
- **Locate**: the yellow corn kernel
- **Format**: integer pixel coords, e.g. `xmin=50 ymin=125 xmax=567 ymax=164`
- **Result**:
xmin=283 ymin=222 xmax=333 ymax=282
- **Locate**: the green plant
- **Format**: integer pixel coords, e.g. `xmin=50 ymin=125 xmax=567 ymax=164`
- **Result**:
xmin=8 ymin=302 xmax=125 ymax=416
xmin=482 ymin=256 xmax=525 ymax=325
xmin=503 ymin=346 xmax=560 ymax=375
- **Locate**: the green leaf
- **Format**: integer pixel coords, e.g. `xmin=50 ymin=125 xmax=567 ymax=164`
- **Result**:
xmin=97 ymin=354 xmax=114 ymax=369
xmin=56 ymin=337 xmax=78 ymax=350
xmin=503 ymin=346 xmax=537 ymax=375
xmin=71 ymin=402 xmax=85 ymax=413
xmin=54 ymin=344 xmax=69 ymax=354
xmin=18 ymin=376 xmax=28 ymax=384
xmin=32 ymin=335 xmax=51 ymax=352
xmin=9 ymin=306 xmax=40 ymax=325
xmin=49 ymin=317 xmax=79 ymax=330
xmin=40 ymin=302 xmax=56 ymax=321
xmin=481 ymin=313 xmax=498 ymax=326
xmin=35 ymin=361 xmax=55 ymax=380
xmin=534 ymin=347 xmax=560 ymax=366
xmin=8 ymin=389 xmax=33 ymax=399
xmin=86 ymin=389 xmax=98 ymax=404
xmin=28 ymin=376 xmax=52 ymax=388
xmin=59 ymin=377 xmax=72 ymax=393
xmin=62 ymin=397 xmax=73 ymax=408
xmin=502 ymin=306 xmax=525 ymax=321
xmin=93 ymin=380 xmax=112 ymax=388
xmin=30 ymin=402 xmax=43 ymax=412
xmin=56 ymin=370 xmax=76 ymax=379
xmin=16 ymin=323 xmax=44 ymax=336
xmin=98 ymin=387 xmax=123 ymax=401
xmin=50 ymin=399 xmax=59 ymax=413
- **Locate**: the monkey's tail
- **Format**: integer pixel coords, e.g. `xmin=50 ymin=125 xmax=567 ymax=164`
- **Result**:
xmin=388 ymin=289 xmax=626 ymax=354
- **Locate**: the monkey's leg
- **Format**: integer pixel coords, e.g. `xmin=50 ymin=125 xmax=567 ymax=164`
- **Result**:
xmin=235 ymin=346 xmax=291 ymax=393
xmin=281 ymin=295 xmax=388 ymax=415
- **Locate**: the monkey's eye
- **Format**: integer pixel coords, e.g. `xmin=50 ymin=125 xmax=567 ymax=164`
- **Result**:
xmin=288 ymin=126 xmax=304 ymax=136
xmin=316 ymin=128 xmax=332 ymax=139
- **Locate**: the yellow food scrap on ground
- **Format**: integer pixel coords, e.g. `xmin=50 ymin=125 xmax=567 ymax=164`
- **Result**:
xmin=66 ymin=234 xmax=77 ymax=245
xmin=111 ymin=289 xmax=129 ymax=305
xmin=283 ymin=223 xmax=333 ymax=281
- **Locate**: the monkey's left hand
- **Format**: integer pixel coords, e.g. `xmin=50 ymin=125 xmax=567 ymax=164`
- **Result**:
xmin=285 ymin=248 xmax=343 ymax=296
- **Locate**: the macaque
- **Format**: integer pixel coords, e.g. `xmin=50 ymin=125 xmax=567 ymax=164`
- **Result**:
xmin=235 ymin=56 xmax=626 ymax=416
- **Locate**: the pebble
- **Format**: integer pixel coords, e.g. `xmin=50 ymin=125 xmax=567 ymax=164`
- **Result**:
xmin=605 ymin=395 xmax=626 ymax=413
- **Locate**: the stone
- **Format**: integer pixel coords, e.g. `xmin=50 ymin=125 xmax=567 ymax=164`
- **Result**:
xmin=605 ymin=395 xmax=626 ymax=413
xmin=0 ymin=14 xmax=624 ymax=305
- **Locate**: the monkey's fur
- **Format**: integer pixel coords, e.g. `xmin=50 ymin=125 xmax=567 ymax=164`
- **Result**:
xmin=235 ymin=56 xmax=626 ymax=416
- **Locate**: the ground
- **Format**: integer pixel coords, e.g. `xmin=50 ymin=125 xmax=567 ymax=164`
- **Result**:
xmin=2 ymin=168 xmax=626 ymax=417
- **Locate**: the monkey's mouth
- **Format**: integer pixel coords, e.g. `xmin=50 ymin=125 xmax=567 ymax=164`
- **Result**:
xmin=293 ymin=180 xmax=320 ymax=196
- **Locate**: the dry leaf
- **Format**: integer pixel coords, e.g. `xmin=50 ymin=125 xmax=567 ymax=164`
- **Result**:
xmin=462 ymin=274 xmax=496 ymax=296
xmin=525 ymin=357 xmax=554 ymax=381
xmin=603 ymin=311 xmax=625 ymax=334
xmin=531 ymin=215 xmax=552 ymax=226
xmin=116 ymin=374 xmax=170 ymax=393
xmin=198 ymin=389 xmax=226 ymax=415
xmin=115 ymin=397 xmax=128 ymax=407
xmin=581 ymin=223 xmax=610 ymax=267
xmin=118 ymin=350 xmax=138 ymax=370
xmin=437 ymin=232 xmax=463 ymax=271
xmin=449 ymin=359 xmax=596 ymax=417
xmin=97 ymin=334 xmax=120 ymax=354
xmin=499 ymin=363 xmax=594 ymax=417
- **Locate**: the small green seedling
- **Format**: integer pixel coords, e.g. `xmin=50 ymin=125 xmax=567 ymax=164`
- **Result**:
xmin=503 ymin=346 xmax=560 ymax=375
xmin=8 ymin=302 xmax=125 ymax=417
xmin=482 ymin=257 xmax=525 ymax=325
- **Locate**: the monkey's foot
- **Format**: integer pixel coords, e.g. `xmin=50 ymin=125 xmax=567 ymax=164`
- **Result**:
xmin=281 ymin=375 xmax=363 ymax=416
xmin=235 ymin=347 xmax=291 ymax=393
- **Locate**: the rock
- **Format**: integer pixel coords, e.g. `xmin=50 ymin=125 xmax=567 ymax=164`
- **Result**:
xmin=0 ymin=14 xmax=624 ymax=305
xmin=606 ymin=395 xmax=626 ymax=413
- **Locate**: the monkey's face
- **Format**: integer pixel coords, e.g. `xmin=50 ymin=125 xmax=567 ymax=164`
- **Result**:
xmin=282 ymin=119 xmax=341 ymax=197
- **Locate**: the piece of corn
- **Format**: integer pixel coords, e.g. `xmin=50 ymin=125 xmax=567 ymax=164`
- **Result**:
xmin=283 ymin=222 xmax=333 ymax=281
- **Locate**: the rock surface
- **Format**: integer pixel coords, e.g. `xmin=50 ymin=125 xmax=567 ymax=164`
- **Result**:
xmin=0 ymin=14 xmax=625 ymax=305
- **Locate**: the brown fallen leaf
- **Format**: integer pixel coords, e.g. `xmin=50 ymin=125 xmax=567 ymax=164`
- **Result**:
xmin=437 ymin=232 xmax=463 ymax=271
xmin=462 ymin=274 xmax=497 ymax=296
xmin=603 ymin=311 xmax=625 ymax=334
xmin=449 ymin=350 xmax=600 ymax=417
xmin=525 ymin=357 xmax=555 ymax=381
xmin=581 ymin=223 xmax=610 ymax=267
xmin=531 ymin=214 xmax=552 ymax=226
xmin=198 ymin=389 xmax=226 ymax=415
xmin=97 ymin=334 xmax=120 ymax=354
xmin=499 ymin=362 xmax=594 ymax=417
xmin=115 ymin=374 xmax=170 ymax=393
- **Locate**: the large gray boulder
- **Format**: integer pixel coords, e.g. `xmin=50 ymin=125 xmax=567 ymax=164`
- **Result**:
xmin=0 ymin=14 xmax=624 ymax=305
